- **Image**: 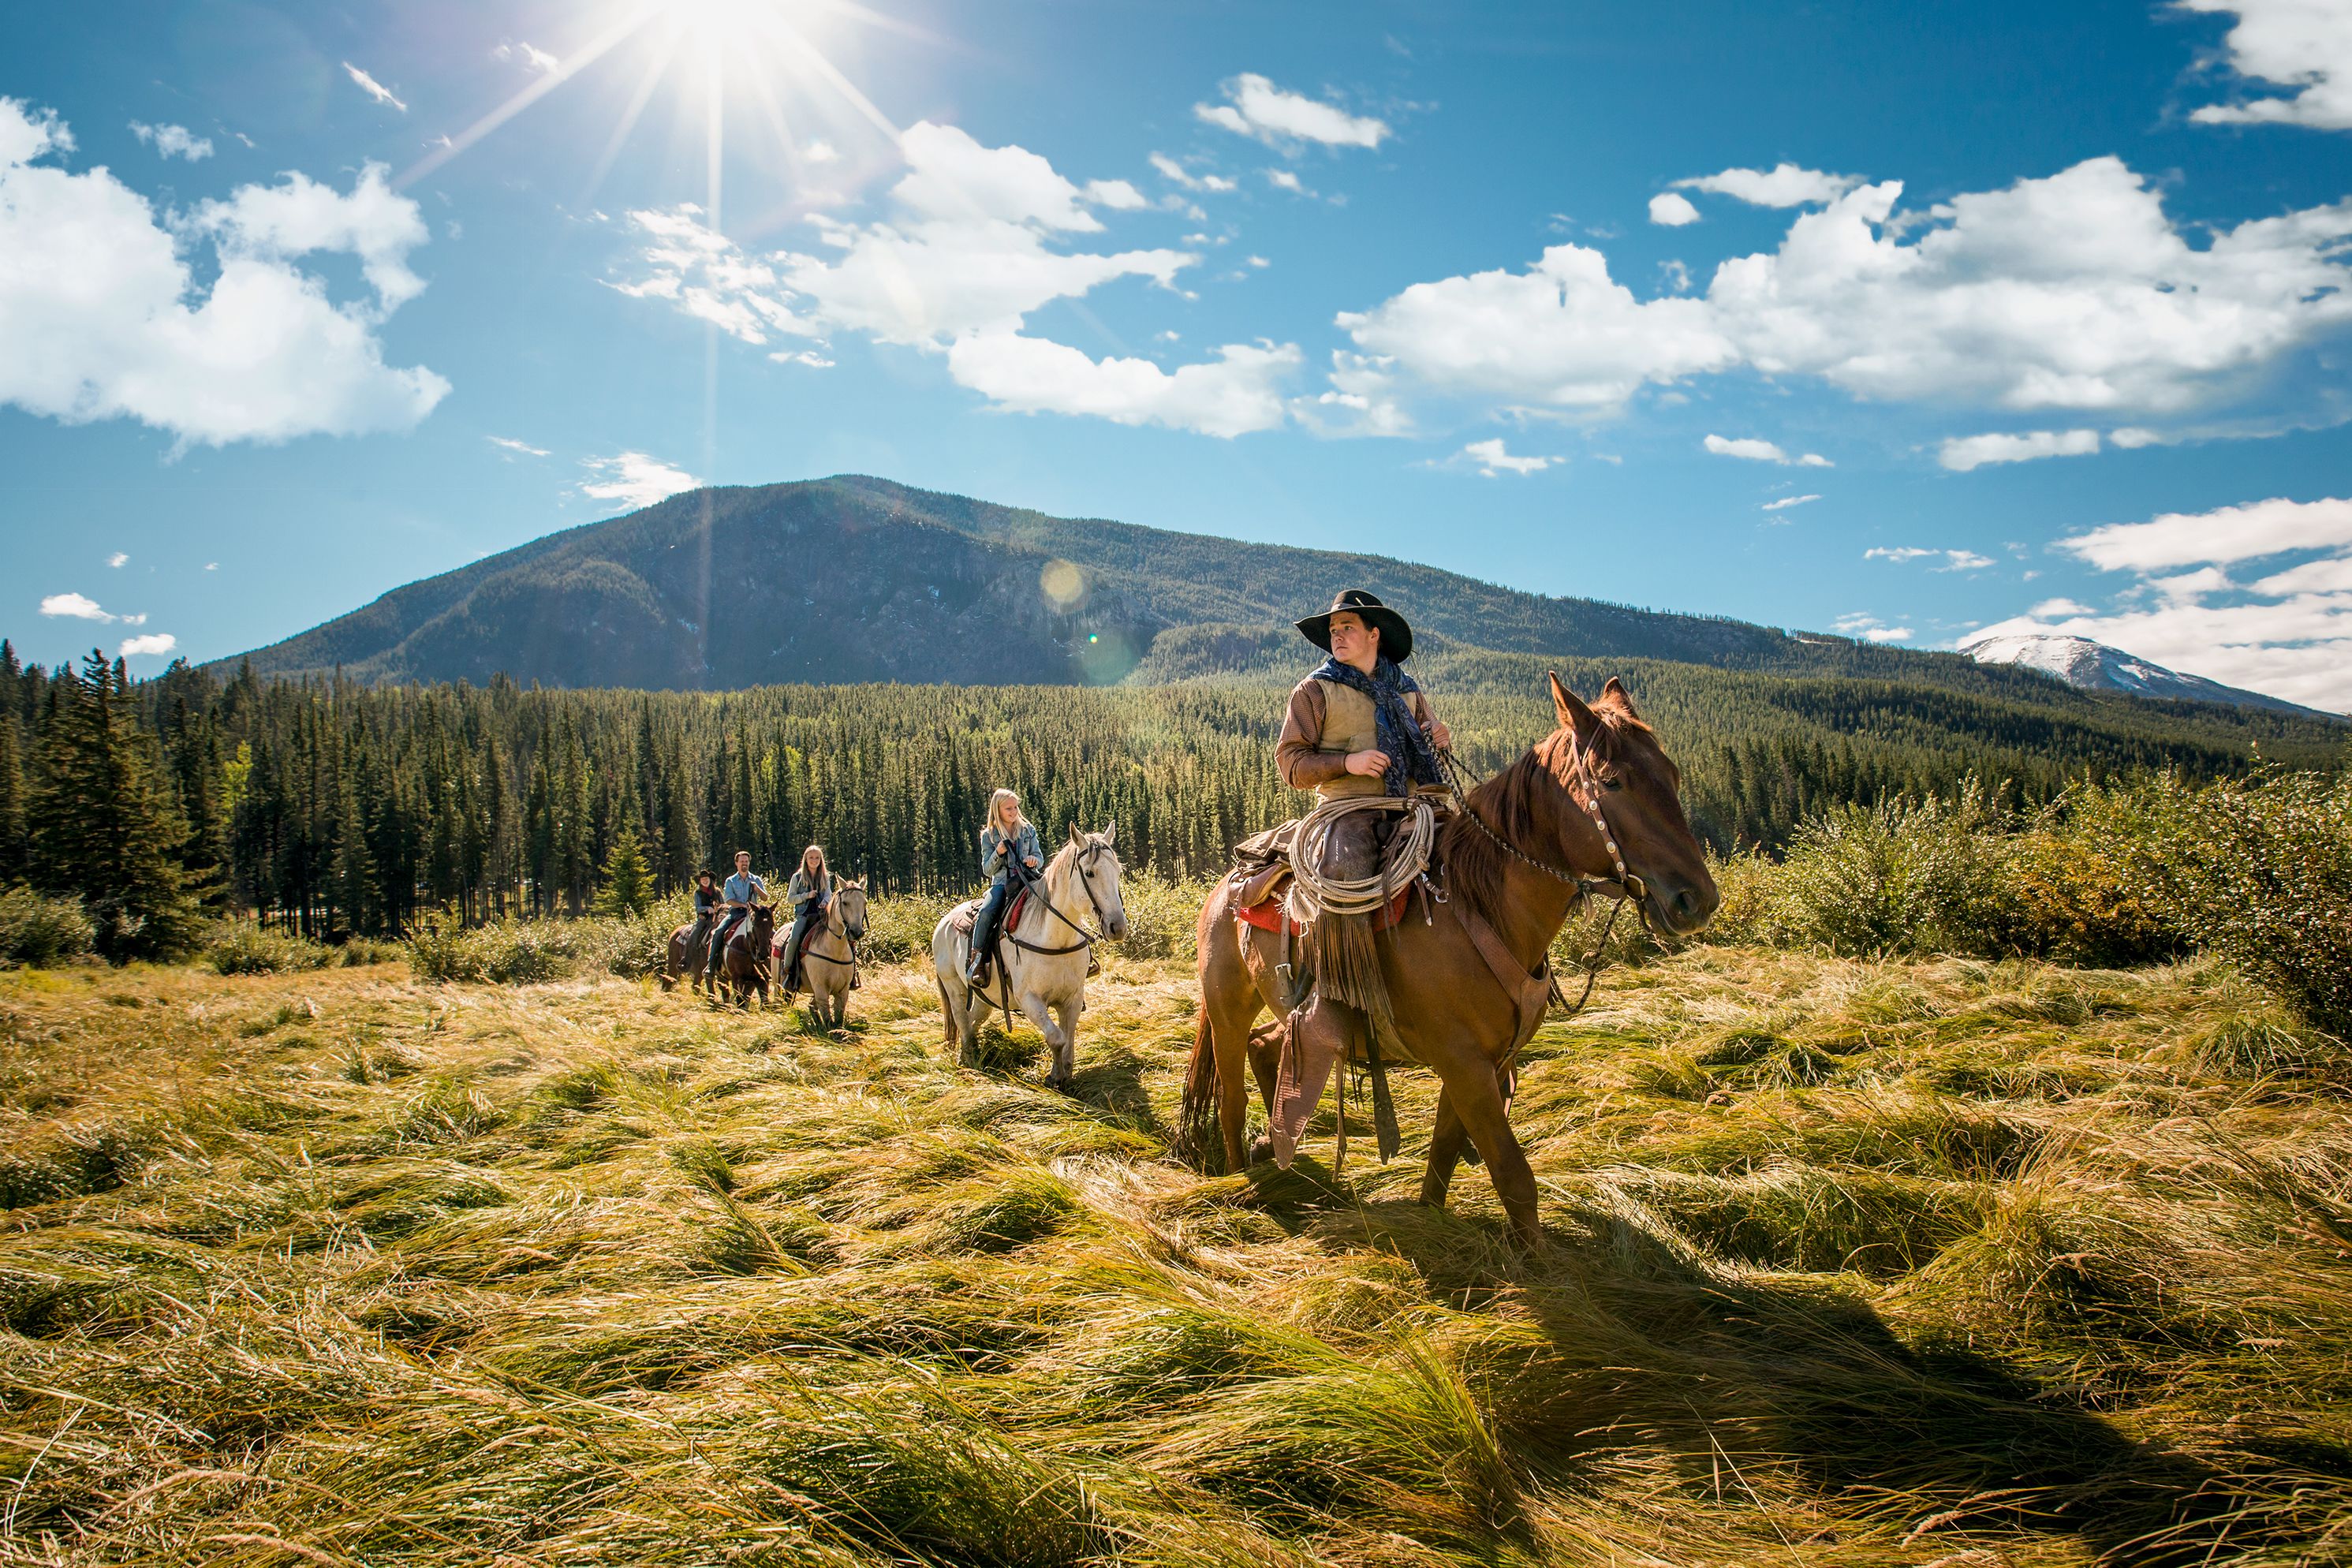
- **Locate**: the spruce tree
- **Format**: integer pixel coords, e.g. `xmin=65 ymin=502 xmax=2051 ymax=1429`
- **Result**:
xmin=0 ymin=715 xmax=24 ymax=885
xmin=27 ymin=651 xmax=201 ymax=961
xmin=593 ymin=823 xmax=655 ymax=917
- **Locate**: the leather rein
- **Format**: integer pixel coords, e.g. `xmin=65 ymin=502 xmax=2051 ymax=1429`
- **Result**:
xmin=1002 ymin=841 xmax=1117 ymax=958
xmin=1434 ymin=745 xmax=1651 ymax=1029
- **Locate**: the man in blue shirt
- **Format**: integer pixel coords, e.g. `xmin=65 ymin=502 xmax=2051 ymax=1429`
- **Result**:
xmin=709 ymin=849 xmax=767 ymax=970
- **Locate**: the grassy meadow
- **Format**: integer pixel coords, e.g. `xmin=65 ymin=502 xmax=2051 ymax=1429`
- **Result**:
xmin=5 ymin=931 xmax=2350 ymax=1566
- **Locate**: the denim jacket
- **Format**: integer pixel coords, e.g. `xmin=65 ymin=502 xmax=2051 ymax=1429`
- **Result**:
xmin=980 ymin=822 xmax=1043 ymax=887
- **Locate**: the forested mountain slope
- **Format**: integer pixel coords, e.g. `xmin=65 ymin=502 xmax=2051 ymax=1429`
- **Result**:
xmin=214 ymin=476 xmax=2325 ymax=734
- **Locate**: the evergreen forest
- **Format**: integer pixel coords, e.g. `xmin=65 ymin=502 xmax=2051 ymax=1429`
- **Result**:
xmin=0 ymin=638 xmax=2339 ymax=948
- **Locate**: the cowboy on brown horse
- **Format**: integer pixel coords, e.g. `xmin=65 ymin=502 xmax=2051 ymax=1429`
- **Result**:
xmin=1191 ymin=592 xmax=1720 ymax=1244
xmin=1265 ymin=590 xmax=1454 ymax=1128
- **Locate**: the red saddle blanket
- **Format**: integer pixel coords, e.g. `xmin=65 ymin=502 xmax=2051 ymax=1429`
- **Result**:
xmin=1234 ymin=881 xmax=1413 ymax=935
xmin=947 ymin=887 xmax=1030 ymax=935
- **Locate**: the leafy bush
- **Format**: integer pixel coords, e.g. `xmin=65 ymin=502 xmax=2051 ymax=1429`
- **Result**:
xmin=2141 ymin=767 xmax=2352 ymax=1039
xmin=409 ymin=913 xmax=569 ymax=985
xmin=203 ymin=924 xmax=333 ymax=976
xmin=0 ymin=886 xmax=95 ymax=968
xmin=407 ymin=900 xmax=689 ymax=984
xmin=861 ymin=890 xmax=961 ymax=965
xmin=1715 ymin=779 xmax=2023 ymax=958
xmin=1114 ymin=873 xmax=1214 ymax=962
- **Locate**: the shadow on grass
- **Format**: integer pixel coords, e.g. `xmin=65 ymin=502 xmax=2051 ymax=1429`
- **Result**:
xmin=1064 ymin=1044 xmax=1162 ymax=1135
xmin=1321 ymin=1193 xmax=2346 ymax=1566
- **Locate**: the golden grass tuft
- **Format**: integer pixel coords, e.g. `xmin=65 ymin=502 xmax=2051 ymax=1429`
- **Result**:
xmin=3 ymin=947 xmax=2350 ymax=1563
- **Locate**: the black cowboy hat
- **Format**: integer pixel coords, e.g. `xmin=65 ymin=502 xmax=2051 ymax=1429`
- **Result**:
xmin=1295 ymin=588 xmax=1413 ymax=663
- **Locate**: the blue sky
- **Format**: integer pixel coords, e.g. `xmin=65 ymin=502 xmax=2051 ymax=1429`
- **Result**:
xmin=6 ymin=0 xmax=2352 ymax=708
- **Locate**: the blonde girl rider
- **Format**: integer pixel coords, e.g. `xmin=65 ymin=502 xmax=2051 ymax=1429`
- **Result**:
xmin=966 ymin=788 xmax=1043 ymax=989
xmin=778 ymin=843 xmax=832 ymax=990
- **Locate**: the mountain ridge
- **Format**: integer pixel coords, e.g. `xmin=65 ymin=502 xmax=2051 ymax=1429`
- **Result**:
xmin=211 ymin=476 xmax=2339 ymax=737
xmin=1961 ymin=631 xmax=2334 ymax=719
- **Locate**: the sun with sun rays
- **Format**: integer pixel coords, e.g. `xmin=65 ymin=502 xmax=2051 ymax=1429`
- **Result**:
xmin=401 ymin=0 xmax=912 ymax=226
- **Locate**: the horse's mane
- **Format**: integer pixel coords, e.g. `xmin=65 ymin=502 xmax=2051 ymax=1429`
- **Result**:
xmin=1438 ymin=699 xmax=1652 ymax=932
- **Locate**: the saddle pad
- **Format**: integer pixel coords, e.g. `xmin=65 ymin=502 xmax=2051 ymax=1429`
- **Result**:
xmin=946 ymin=888 xmax=1029 ymax=935
xmin=1234 ymin=894 xmax=1305 ymax=936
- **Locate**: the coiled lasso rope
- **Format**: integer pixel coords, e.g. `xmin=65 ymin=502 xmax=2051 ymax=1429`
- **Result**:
xmin=1287 ymin=795 xmax=1437 ymax=918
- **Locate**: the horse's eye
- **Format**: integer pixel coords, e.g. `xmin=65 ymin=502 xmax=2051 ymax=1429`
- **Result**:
xmin=1602 ymin=775 xmax=1626 ymax=791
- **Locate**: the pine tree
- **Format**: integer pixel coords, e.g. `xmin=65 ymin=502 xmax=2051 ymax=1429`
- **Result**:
xmin=594 ymin=823 xmax=655 ymax=917
xmin=0 ymin=714 xmax=24 ymax=885
xmin=27 ymin=651 xmax=202 ymax=960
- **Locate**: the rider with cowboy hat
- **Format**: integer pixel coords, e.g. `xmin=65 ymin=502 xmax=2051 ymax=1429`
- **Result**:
xmin=1277 ymin=588 xmax=1453 ymax=801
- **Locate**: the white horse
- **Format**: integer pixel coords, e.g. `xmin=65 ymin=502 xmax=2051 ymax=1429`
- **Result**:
xmin=933 ymin=823 xmax=1128 ymax=1090
xmin=772 ymin=879 xmax=867 ymax=1029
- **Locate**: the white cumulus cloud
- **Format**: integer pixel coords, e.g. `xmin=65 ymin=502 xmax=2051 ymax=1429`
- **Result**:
xmin=2181 ymin=0 xmax=2352 ymax=130
xmin=1335 ymin=155 xmax=2352 ymax=424
xmin=946 ymin=334 xmax=1296 ymax=437
xmin=41 ymin=592 xmax=113 ymax=621
xmin=1833 ymin=613 xmax=1913 ymax=643
xmin=487 ymin=435 xmax=549 ymax=457
xmin=1194 ymin=73 xmax=1387 ymax=148
xmin=1939 ymin=428 xmax=2103 ymax=471
xmin=106 ymin=551 xmax=128 ymax=567
xmin=1865 ymin=546 xmax=1994 ymax=571
xmin=1705 ymin=434 xmax=1831 ymax=465
xmin=1648 ymin=192 xmax=1700 ymax=226
xmin=1673 ymin=162 xmax=1864 ymax=207
xmin=0 ymin=99 xmax=446 ymax=449
xmin=129 ymin=121 xmax=211 ymax=161
xmin=342 ymin=62 xmax=406 ymax=112
xmin=579 ymin=452 xmax=700 ymax=510
xmin=612 ymin=121 xmax=1293 ymax=437
xmin=1968 ymin=494 xmax=2352 ymax=710
xmin=118 ymin=633 xmax=176 ymax=659
xmin=1761 ymin=494 xmax=1820 ymax=511
xmin=1461 ymin=437 xmax=1556 ymax=476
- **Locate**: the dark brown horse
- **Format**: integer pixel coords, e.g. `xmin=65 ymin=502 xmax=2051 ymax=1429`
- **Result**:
xmin=662 ymin=916 xmax=717 ymax=993
xmin=711 ymin=903 xmax=778 ymax=1009
xmin=1182 ymin=674 xmax=1718 ymax=1245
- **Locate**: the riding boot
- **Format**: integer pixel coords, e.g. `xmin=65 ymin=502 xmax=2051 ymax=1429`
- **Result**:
xmin=966 ymin=882 xmax=1009 ymax=986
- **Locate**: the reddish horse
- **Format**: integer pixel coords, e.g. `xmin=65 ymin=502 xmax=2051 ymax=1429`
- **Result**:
xmin=1182 ymin=674 xmax=1718 ymax=1246
xmin=711 ymin=903 xmax=778 ymax=1009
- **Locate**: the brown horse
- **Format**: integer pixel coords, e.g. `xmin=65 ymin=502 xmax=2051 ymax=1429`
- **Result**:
xmin=662 ymin=914 xmax=718 ymax=993
xmin=1182 ymin=674 xmax=1718 ymax=1246
xmin=712 ymin=903 xmax=778 ymax=1009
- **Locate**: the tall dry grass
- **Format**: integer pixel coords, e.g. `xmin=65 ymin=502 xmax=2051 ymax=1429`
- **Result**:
xmin=4 ymin=940 xmax=2350 ymax=1564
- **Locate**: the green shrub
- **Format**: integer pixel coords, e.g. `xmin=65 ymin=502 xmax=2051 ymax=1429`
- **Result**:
xmin=2145 ymin=767 xmax=2352 ymax=1038
xmin=1723 ymin=779 xmax=2023 ymax=958
xmin=0 ymin=886 xmax=95 ymax=968
xmin=861 ymin=890 xmax=961 ymax=965
xmin=203 ymin=924 xmax=333 ymax=976
xmin=1114 ymin=872 xmax=1213 ymax=962
xmin=408 ymin=913 xmax=568 ymax=985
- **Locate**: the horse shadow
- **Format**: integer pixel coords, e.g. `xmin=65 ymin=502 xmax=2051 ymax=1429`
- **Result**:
xmin=1221 ymin=1170 xmax=2340 ymax=1565
xmin=1062 ymin=1043 xmax=1162 ymax=1134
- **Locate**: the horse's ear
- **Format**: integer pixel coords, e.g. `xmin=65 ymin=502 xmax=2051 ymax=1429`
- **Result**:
xmin=1068 ymin=821 xmax=1085 ymax=847
xmin=1103 ymin=819 xmax=1116 ymax=846
xmin=1550 ymin=670 xmax=1600 ymax=741
xmin=1599 ymin=674 xmax=1641 ymax=720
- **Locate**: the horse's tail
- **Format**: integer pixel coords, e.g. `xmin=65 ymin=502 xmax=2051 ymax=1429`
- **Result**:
xmin=1178 ymin=1003 xmax=1223 ymax=1174
xmin=935 ymin=973 xmax=958 ymax=1046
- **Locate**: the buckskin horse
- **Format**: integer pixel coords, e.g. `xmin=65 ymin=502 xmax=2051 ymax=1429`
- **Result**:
xmin=1182 ymin=674 xmax=1718 ymax=1246
xmin=712 ymin=902 xmax=778 ymax=1009
xmin=933 ymin=824 xmax=1129 ymax=1091
xmin=775 ymin=879 xmax=868 ymax=1029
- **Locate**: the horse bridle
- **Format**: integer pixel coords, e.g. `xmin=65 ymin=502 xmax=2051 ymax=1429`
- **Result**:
xmin=1439 ymin=748 xmax=1648 ymax=906
xmin=1006 ymin=839 xmax=1118 ymax=955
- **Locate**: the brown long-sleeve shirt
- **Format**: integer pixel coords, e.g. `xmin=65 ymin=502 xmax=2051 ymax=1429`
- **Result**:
xmin=1275 ymin=676 xmax=1440 ymax=791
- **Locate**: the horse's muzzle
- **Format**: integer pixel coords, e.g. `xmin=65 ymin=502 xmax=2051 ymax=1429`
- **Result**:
xmin=1648 ymin=877 xmax=1720 ymax=937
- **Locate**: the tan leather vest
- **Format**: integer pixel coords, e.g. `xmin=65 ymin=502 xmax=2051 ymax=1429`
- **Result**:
xmin=1312 ymin=679 xmax=1385 ymax=801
